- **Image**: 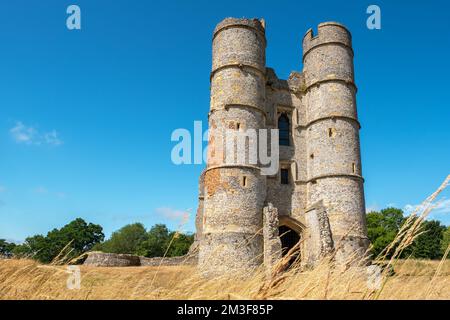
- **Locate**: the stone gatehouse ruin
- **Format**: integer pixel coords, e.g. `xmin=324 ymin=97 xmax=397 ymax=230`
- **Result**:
xmin=193 ymin=18 xmax=369 ymax=275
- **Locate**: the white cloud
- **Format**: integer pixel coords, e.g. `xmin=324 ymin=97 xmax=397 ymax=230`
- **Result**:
xmin=33 ymin=187 xmax=67 ymax=200
xmin=43 ymin=130 xmax=63 ymax=146
xmin=10 ymin=121 xmax=63 ymax=146
xmin=403 ymin=197 xmax=450 ymax=224
xmin=155 ymin=207 xmax=191 ymax=225
xmin=0 ymin=186 xmax=6 ymax=193
xmin=403 ymin=204 xmax=417 ymax=215
xmin=9 ymin=122 xmax=37 ymax=144
xmin=434 ymin=198 xmax=450 ymax=214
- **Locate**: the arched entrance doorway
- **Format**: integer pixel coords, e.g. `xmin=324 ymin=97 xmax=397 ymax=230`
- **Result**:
xmin=278 ymin=216 xmax=304 ymax=267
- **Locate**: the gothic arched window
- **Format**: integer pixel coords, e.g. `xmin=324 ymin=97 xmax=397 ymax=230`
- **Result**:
xmin=278 ymin=114 xmax=290 ymax=146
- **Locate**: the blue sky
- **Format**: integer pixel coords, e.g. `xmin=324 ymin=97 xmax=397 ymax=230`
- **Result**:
xmin=0 ymin=0 xmax=449 ymax=242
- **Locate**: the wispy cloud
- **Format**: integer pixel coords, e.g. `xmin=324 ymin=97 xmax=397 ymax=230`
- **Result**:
xmin=155 ymin=207 xmax=191 ymax=229
xmin=156 ymin=207 xmax=190 ymax=220
xmin=110 ymin=208 xmax=192 ymax=228
xmin=404 ymin=197 xmax=450 ymax=223
xmin=32 ymin=186 xmax=67 ymax=199
xmin=10 ymin=122 xmax=63 ymax=146
xmin=0 ymin=186 xmax=6 ymax=193
xmin=43 ymin=130 xmax=63 ymax=146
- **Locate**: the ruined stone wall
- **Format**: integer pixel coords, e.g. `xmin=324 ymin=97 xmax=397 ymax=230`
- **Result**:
xmin=83 ymin=252 xmax=141 ymax=267
xmin=83 ymin=252 xmax=197 ymax=267
xmin=303 ymin=22 xmax=368 ymax=262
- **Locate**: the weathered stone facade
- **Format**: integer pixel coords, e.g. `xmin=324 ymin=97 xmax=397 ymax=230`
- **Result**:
xmin=197 ymin=18 xmax=369 ymax=275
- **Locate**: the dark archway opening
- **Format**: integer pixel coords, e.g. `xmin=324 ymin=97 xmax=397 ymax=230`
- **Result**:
xmin=279 ymin=225 xmax=301 ymax=267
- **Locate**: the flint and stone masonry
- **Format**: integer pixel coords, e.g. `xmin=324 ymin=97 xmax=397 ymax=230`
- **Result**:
xmin=196 ymin=18 xmax=369 ymax=275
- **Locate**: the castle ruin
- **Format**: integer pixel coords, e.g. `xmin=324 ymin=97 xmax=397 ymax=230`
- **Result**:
xmin=194 ymin=18 xmax=369 ymax=275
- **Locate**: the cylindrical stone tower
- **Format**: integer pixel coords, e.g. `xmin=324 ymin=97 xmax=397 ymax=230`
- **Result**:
xmin=198 ymin=18 xmax=267 ymax=275
xmin=303 ymin=22 xmax=369 ymax=262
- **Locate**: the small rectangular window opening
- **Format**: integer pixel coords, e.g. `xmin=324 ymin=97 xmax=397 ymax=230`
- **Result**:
xmin=281 ymin=169 xmax=289 ymax=185
xmin=352 ymin=163 xmax=356 ymax=174
xmin=242 ymin=176 xmax=247 ymax=187
xmin=328 ymin=128 xmax=334 ymax=137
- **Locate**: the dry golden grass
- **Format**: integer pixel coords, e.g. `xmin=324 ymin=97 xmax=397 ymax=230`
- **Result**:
xmin=0 ymin=258 xmax=448 ymax=300
xmin=1 ymin=175 xmax=448 ymax=300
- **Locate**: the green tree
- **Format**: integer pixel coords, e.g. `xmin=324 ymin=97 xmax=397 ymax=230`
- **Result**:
xmin=167 ymin=232 xmax=194 ymax=257
xmin=13 ymin=235 xmax=50 ymax=261
xmin=0 ymin=239 xmax=16 ymax=257
xmin=366 ymin=207 xmax=405 ymax=258
xmin=95 ymin=223 xmax=195 ymax=258
xmin=405 ymin=220 xmax=446 ymax=259
xmin=95 ymin=223 xmax=148 ymax=255
xmin=441 ymin=226 xmax=450 ymax=258
xmin=138 ymin=224 xmax=171 ymax=257
xmin=12 ymin=218 xmax=104 ymax=263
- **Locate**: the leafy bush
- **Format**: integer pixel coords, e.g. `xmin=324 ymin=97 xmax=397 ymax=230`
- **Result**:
xmin=367 ymin=207 xmax=447 ymax=260
xmin=12 ymin=218 xmax=104 ymax=263
xmin=94 ymin=223 xmax=194 ymax=258
xmin=0 ymin=239 xmax=16 ymax=257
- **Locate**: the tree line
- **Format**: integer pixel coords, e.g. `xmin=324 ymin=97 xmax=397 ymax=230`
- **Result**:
xmin=0 ymin=207 xmax=449 ymax=263
xmin=367 ymin=207 xmax=449 ymax=259
xmin=0 ymin=218 xmax=194 ymax=263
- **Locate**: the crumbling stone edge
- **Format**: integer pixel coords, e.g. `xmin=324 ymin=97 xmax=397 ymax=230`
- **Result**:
xmin=82 ymin=251 xmax=198 ymax=267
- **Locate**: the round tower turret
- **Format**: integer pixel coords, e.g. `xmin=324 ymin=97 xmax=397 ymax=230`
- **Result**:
xmin=198 ymin=18 xmax=267 ymax=275
xmin=303 ymin=22 xmax=369 ymax=262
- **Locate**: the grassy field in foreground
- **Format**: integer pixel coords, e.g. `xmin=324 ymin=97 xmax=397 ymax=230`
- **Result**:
xmin=0 ymin=258 xmax=449 ymax=300
xmin=2 ymin=176 xmax=449 ymax=300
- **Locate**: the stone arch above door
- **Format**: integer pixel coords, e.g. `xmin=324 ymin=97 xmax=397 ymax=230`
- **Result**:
xmin=278 ymin=215 xmax=306 ymax=234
